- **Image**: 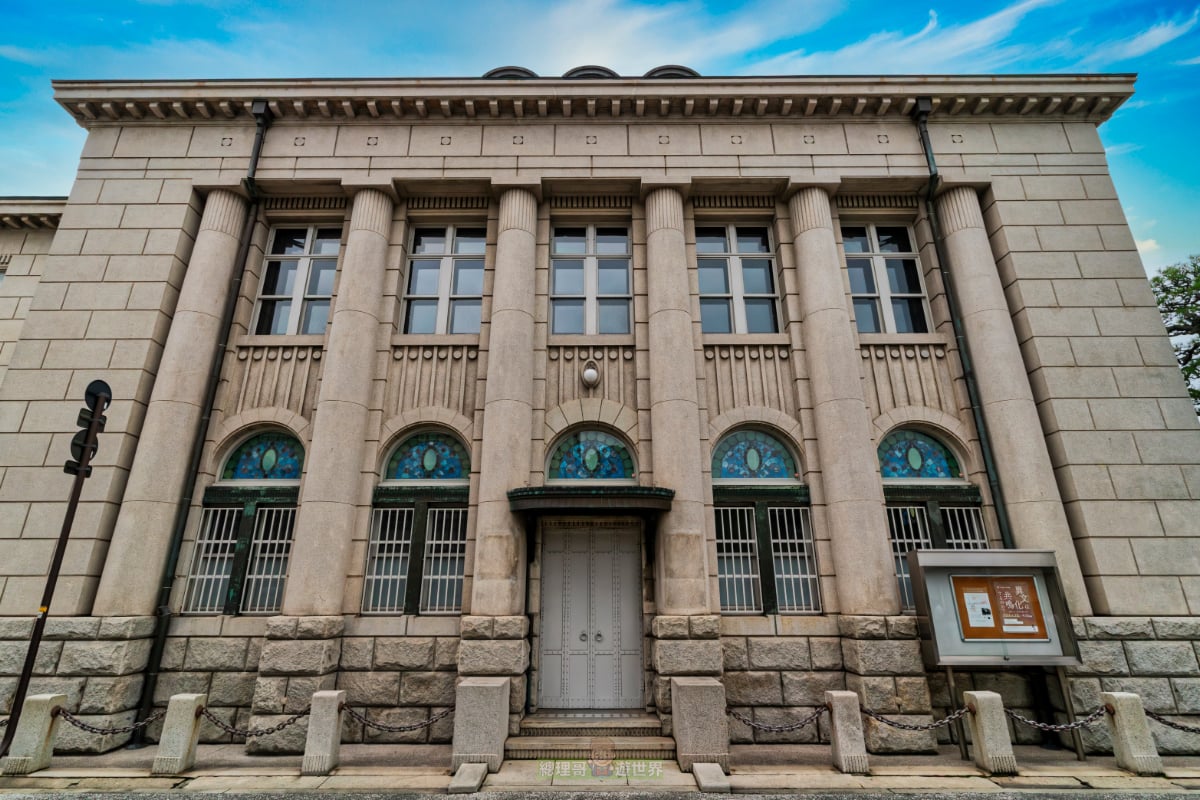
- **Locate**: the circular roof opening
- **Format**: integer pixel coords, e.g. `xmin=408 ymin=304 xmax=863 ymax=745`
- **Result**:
xmin=562 ymin=65 xmax=621 ymax=79
xmin=484 ymin=66 xmax=539 ymax=79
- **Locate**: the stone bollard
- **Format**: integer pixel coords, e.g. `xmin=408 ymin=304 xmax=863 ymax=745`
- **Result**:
xmin=451 ymin=677 xmax=510 ymax=773
xmin=1101 ymin=691 xmax=1163 ymax=776
xmin=0 ymin=694 xmax=66 ymax=776
xmin=671 ymin=677 xmax=729 ymax=773
xmin=151 ymin=694 xmax=207 ymax=776
xmin=825 ymin=690 xmax=869 ymax=774
xmin=301 ymin=690 xmax=346 ymax=776
xmin=963 ymin=691 xmax=1017 ymax=775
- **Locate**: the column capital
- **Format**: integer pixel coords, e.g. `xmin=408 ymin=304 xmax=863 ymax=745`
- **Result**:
xmin=640 ymin=177 xmax=691 ymax=201
xmin=340 ymin=179 xmax=399 ymax=201
xmin=491 ymin=178 xmax=543 ymax=201
xmin=782 ymin=179 xmax=841 ymax=202
xmin=347 ymin=187 xmax=394 ymax=236
xmin=196 ymin=188 xmax=246 ymax=238
xmin=937 ymin=185 xmax=985 ymax=236
xmin=788 ymin=186 xmax=835 ymax=234
xmin=644 ymin=186 xmax=686 ymax=234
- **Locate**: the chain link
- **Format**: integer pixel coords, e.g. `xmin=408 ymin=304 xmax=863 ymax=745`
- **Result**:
xmin=0 ymin=718 xmax=8 ymax=729
xmin=53 ymin=707 xmax=166 ymax=736
xmin=728 ymin=705 xmax=828 ymax=733
xmin=341 ymin=704 xmax=454 ymax=733
xmin=1004 ymin=705 xmax=1107 ymax=732
xmin=199 ymin=707 xmax=308 ymax=739
xmin=1145 ymin=710 xmax=1200 ymax=735
xmin=862 ymin=705 xmax=971 ymax=731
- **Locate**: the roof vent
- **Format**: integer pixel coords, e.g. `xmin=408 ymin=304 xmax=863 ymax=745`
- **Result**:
xmin=562 ymin=65 xmax=620 ymax=79
xmin=643 ymin=65 xmax=700 ymax=78
xmin=484 ymin=66 xmax=539 ymax=79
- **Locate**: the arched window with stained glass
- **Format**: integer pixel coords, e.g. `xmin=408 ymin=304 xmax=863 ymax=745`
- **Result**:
xmin=221 ymin=431 xmax=304 ymax=481
xmin=384 ymin=431 xmax=470 ymax=482
xmin=547 ymin=430 xmax=636 ymax=481
xmin=877 ymin=430 xmax=962 ymax=480
xmin=711 ymin=429 xmax=799 ymax=483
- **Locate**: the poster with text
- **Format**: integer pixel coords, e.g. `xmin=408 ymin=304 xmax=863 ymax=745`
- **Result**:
xmin=951 ymin=575 xmax=1049 ymax=641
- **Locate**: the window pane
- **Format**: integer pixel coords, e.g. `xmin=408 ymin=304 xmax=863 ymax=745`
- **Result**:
xmin=598 ymin=299 xmax=631 ymax=334
xmin=262 ymin=261 xmax=296 ymax=295
xmin=598 ymin=259 xmax=629 ymax=294
xmin=405 ymin=299 xmax=438 ymax=333
xmin=698 ymin=259 xmax=729 ymax=294
xmin=886 ymin=258 xmax=922 ymax=294
xmin=841 ymin=226 xmax=869 ymax=254
xmin=255 ymin=299 xmax=291 ymax=335
xmin=877 ymin=226 xmax=913 ymax=253
xmin=453 ymin=228 xmax=486 ymax=254
xmin=412 ymin=228 xmax=447 ymax=255
xmin=736 ymin=227 xmax=770 ymax=254
xmin=300 ymin=299 xmax=329 ymax=334
xmin=307 ymin=259 xmax=336 ymax=296
xmin=270 ymin=228 xmax=307 ymax=255
xmin=552 ymin=227 xmax=586 ymax=255
xmin=595 ymin=227 xmax=629 ymax=254
xmin=891 ymin=298 xmax=929 ymax=333
xmin=408 ymin=260 xmax=441 ymax=295
xmin=744 ymin=299 xmax=778 ymax=333
xmin=846 ymin=258 xmax=875 ymax=294
xmin=552 ymin=260 xmax=584 ymax=295
xmin=449 ymin=299 xmax=482 ymax=333
xmin=695 ymin=227 xmax=728 ymax=253
xmin=700 ymin=298 xmax=732 ymax=333
xmin=313 ymin=229 xmax=341 ymax=254
xmin=853 ymin=299 xmax=882 ymax=333
xmin=552 ymin=299 xmax=584 ymax=334
xmin=453 ymin=259 xmax=484 ymax=295
xmin=741 ymin=258 xmax=774 ymax=294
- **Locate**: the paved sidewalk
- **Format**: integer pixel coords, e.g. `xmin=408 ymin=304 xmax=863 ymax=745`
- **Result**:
xmin=1 ymin=743 xmax=1198 ymax=794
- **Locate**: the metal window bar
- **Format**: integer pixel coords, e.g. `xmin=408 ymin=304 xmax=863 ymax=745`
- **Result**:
xmin=769 ymin=506 xmax=821 ymax=613
xmin=182 ymin=507 xmax=241 ymax=613
xmin=887 ymin=505 xmax=932 ymax=610
xmin=240 ymin=507 xmax=296 ymax=614
xmin=715 ymin=507 xmax=763 ymax=613
xmin=420 ymin=508 xmax=468 ymax=614
xmin=362 ymin=508 xmax=415 ymax=614
xmin=942 ymin=506 xmax=988 ymax=549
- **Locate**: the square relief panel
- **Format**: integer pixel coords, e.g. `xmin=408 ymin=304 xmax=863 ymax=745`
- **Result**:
xmin=772 ymin=123 xmax=848 ymax=155
xmin=927 ymin=123 xmax=997 ymax=154
xmin=844 ymin=123 xmax=922 ymax=154
xmin=409 ymin=125 xmax=483 ymax=156
xmin=334 ymin=125 xmax=412 ymax=157
xmin=261 ymin=124 xmax=338 ymax=157
xmin=699 ymin=125 xmax=772 ymax=155
xmin=629 ymin=125 xmax=701 ymax=155
xmin=188 ymin=126 xmax=256 ymax=158
xmin=554 ymin=124 xmax=628 ymax=156
xmin=482 ymin=124 xmax=554 ymax=156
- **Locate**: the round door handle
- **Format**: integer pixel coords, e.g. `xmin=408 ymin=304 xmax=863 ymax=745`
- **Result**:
xmin=595 ymin=632 xmax=603 ymax=642
xmin=579 ymin=631 xmax=587 ymax=641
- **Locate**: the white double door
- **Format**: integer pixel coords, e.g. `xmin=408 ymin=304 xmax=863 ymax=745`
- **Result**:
xmin=539 ymin=524 xmax=643 ymax=709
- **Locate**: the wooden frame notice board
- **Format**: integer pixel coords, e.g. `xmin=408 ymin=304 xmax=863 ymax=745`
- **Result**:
xmin=951 ymin=574 xmax=1049 ymax=641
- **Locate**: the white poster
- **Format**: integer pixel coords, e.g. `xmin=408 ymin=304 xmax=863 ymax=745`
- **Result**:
xmin=963 ymin=592 xmax=995 ymax=628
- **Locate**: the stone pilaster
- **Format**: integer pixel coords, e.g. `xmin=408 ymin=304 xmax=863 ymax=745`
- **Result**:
xmin=644 ymin=187 xmax=709 ymax=615
xmin=282 ymin=188 xmax=393 ymax=616
xmin=937 ymin=185 xmax=1091 ymax=615
xmin=650 ymin=614 xmax=722 ymax=736
xmin=246 ymin=616 xmax=342 ymax=754
xmin=94 ymin=189 xmax=247 ymax=617
xmin=457 ymin=616 xmax=529 ymax=735
xmin=788 ymin=187 xmax=898 ymax=616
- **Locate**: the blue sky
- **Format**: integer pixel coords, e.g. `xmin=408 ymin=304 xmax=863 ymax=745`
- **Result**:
xmin=1 ymin=0 xmax=1197 ymax=273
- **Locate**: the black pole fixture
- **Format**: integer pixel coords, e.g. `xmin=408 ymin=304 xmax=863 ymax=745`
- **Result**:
xmin=0 ymin=379 xmax=111 ymax=759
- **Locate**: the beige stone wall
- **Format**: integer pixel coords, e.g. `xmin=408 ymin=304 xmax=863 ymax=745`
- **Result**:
xmin=0 ymin=224 xmax=56 ymax=387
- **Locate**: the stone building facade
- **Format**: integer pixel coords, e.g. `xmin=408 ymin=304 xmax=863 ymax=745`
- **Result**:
xmin=1 ymin=68 xmax=1199 ymax=759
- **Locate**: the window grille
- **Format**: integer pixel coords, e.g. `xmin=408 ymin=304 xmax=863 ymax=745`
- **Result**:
xmin=943 ymin=506 xmax=988 ymax=549
xmin=889 ymin=504 xmax=988 ymax=609
xmin=769 ymin=506 xmax=820 ymax=613
xmin=715 ymin=507 xmax=763 ymax=613
xmin=420 ymin=508 xmax=468 ymax=614
xmin=240 ymin=507 xmax=296 ymax=614
xmin=182 ymin=507 xmax=241 ymax=613
xmin=362 ymin=508 xmax=415 ymax=613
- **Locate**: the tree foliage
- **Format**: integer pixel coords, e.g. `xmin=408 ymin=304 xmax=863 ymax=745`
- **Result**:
xmin=1150 ymin=254 xmax=1200 ymax=412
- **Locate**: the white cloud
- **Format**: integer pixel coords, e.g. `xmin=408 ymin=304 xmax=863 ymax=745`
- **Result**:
xmin=1137 ymin=238 xmax=1161 ymax=254
xmin=1177 ymin=54 xmax=1200 ymax=65
xmin=1104 ymin=143 xmax=1143 ymax=157
xmin=1082 ymin=8 xmax=1200 ymax=66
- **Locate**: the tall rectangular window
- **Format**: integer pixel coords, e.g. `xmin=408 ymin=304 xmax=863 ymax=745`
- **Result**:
xmin=254 ymin=226 xmax=341 ymax=335
xmin=404 ymin=225 xmax=485 ymax=334
xmin=888 ymin=501 xmax=987 ymax=609
xmin=842 ymin=224 xmax=930 ymax=334
xmin=362 ymin=496 xmax=468 ymax=615
xmin=550 ymin=225 xmax=631 ymax=335
xmin=714 ymin=497 xmax=820 ymax=614
xmin=696 ymin=224 xmax=779 ymax=334
xmin=182 ymin=503 xmax=296 ymax=614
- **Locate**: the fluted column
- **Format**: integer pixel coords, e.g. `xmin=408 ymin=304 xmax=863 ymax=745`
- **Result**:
xmin=645 ymin=187 xmax=710 ymax=615
xmin=937 ymin=185 xmax=1091 ymax=614
xmin=469 ymin=187 xmax=538 ymax=617
xmin=789 ymin=187 xmax=899 ymax=616
xmin=94 ymin=189 xmax=247 ymax=616
xmin=282 ymin=188 xmax=393 ymax=616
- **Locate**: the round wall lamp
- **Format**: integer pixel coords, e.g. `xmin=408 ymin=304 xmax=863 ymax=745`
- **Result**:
xmin=581 ymin=361 xmax=601 ymax=388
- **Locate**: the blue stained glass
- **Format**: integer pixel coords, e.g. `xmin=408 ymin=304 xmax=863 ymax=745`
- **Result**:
xmin=222 ymin=432 xmax=303 ymax=480
xmin=878 ymin=430 xmax=961 ymax=479
xmin=712 ymin=430 xmax=797 ymax=480
xmin=549 ymin=430 xmax=634 ymax=480
xmin=387 ymin=432 xmax=469 ymax=480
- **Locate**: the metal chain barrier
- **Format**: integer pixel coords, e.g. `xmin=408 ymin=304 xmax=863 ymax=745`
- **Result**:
xmin=1145 ymin=710 xmax=1200 ymax=735
xmin=728 ymin=705 xmax=828 ymax=733
xmin=199 ymin=706 xmax=308 ymax=739
xmin=340 ymin=704 xmax=454 ymax=733
xmin=0 ymin=718 xmax=8 ymax=729
xmin=52 ymin=707 xmax=166 ymax=736
xmin=862 ymin=705 xmax=971 ymax=731
xmin=1004 ymin=705 xmax=1107 ymax=732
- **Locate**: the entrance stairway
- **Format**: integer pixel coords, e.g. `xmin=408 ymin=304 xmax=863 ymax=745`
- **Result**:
xmin=504 ymin=710 xmax=676 ymax=760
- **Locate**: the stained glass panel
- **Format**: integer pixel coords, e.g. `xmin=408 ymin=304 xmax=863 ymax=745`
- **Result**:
xmin=712 ymin=429 xmax=797 ymax=481
xmin=878 ymin=430 xmax=961 ymax=479
xmin=548 ymin=430 xmax=635 ymax=480
xmin=222 ymin=432 xmax=304 ymax=480
xmin=386 ymin=432 xmax=470 ymax=481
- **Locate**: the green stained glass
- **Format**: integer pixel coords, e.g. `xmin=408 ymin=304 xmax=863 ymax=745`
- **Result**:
xmin=222 ymin=432 xmax=303 ymax=480
xmin=549 ymin=430 xmax=635 ymax=480
xmin=712 ymin=429 xmax=796 ymax=480
xmin=878 ymin=430 xmax=961 ymax=479
xmin=387 ymin=432 xmax=469 ymax=480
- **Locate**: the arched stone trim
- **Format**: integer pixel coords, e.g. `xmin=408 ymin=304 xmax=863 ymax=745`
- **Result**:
xmin=377 ymin=407 xmax=475 ymax=476
xmin=209 ymin=408 xmax=310 ymax=475
xmin=544 ymin=397 xmax=638 ymax=442
xmin=872 ymin=406 xmax=976 ymax=476
xmin=707 ymin=407 xmax=804 ymax=470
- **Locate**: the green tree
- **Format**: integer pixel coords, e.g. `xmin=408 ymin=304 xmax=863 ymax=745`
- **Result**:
xmin=1150 ymin=254 xmax=1200 ymax=413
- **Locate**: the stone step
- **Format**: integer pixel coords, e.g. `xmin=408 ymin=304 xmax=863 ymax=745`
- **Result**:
xmin=519 ymin=712 xmax=663 ymax=738
xmin=504 ymin=735 xmax=676 ymax=761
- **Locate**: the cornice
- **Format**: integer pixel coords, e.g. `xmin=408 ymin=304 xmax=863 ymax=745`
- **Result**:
xmin=51 ymin=74 xmax=1136 ymax=127
xmin=0 ymin=198 xmax=65 ymax=230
